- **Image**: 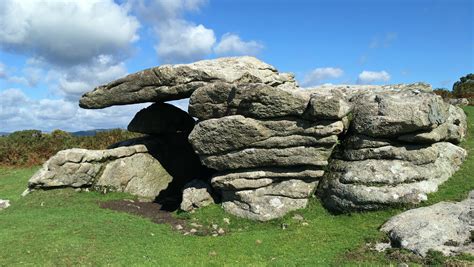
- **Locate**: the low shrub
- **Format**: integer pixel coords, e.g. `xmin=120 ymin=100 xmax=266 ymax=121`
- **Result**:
xmin=0 ymin=129 xmax=142 ymax=167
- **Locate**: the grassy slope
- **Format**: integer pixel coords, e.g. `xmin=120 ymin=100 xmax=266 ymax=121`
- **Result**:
xmin=0 ymin=107 xmax=473 ymax=266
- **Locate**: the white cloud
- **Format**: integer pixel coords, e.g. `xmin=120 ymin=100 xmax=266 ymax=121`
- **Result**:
xmin=357 ymin=70 xmax=391 ymax=84
xmin=54 ymin=55 xmax=128 ymax=101
xmin=0 ymin=88 xmax=148 ymax=132
xmin=0 ymin=0 xmax=140 ymax=66
xmin=154 ymin=19 xmax=216 ymax=64
xmin=130 ymin=0 xmax=261 ymax=63
xmin=302 ymin=67 xmax=344 ymax=86
xmin=0 ymin=89 xmax=29 ymax=119
xmin=128 ymin=0 xmax=215 ymax=63
xmin=214 ymin=33 xmax=264 ymax=56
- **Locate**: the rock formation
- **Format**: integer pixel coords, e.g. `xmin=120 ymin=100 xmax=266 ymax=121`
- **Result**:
xmin=380 ymin=191 xmax=473 ymax=257
xmin=27 ymin=145 xmax=172 ymax=199
xmin=26 ymin=56 xmax=467 ymax=221
xmin=187 ymin=83 xmax=349 ymax=220
xmin=317 ymin=90 xmax=467 ymax=212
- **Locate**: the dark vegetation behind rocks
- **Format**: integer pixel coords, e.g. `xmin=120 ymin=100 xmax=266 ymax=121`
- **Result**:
xmin=434 ymin=73 xmax=474 ymax=105
xmin=0 ymin=129 xmax=142 ymax=167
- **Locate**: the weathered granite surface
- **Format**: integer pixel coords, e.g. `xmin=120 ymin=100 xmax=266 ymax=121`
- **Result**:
xmin=381 ymin=191 xmax=473 ymax=257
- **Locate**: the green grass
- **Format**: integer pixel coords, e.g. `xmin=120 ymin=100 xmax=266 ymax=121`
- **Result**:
xmin=1 ymin=107 xmax=473 ymax=266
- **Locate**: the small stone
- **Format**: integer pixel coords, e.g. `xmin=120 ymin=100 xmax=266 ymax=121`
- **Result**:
xmin=292 ymin=214 xmax=304 ymax=221
xmin=190 ymin=223 xmax=202 ymax=228
xmin=180 ymin=179 xmax=215 ymax=212
xmin=217 ymin=228 xmax=225 ymax=235
xmin=281 ymin=223 xmax=289 ymax=230
xmin=301 ymin=222 xmax=309 ymax=226
xmin=75 ymin=188 xmax=82 ymax=192
xmin=211 ymin=224 xmax=218 ymax=230
xmin=0 ymin=199 xmax=10 ymax=210
xmin=209 ymin=251 xmax=217 ymax=256
xmin=21 ymin=189 xmax=31 ymax=197
xmin=255 ymin=239 xmax=262 ymax=245
xmin=373 ymin=242 xmax=391 ymax=252
xmin=212 ymin=233 xmax=218 ymax=237
xmin=150 ymin=233 xmax=155 ymax=236
xmin=223 ymin=218 xmax=230 ymax=224
xmin=175 ymin=224 xmax=183 ymax=230
xmin=189 ymin=228 xmax=197 ymax=234
xmin=40 ymin=202 xmax=44 ymax=207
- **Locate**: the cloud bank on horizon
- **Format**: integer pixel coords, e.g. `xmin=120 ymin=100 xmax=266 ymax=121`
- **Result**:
xmin=0 ymin=0 xmax=472 ymax=132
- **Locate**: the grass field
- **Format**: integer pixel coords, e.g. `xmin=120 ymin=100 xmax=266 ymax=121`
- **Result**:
xmin=1 ymin=107 xmax=473 ymax=266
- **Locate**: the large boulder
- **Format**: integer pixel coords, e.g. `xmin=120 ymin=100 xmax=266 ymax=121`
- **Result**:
xmin=318 ymin=142 xmax=467 ymax=212
xmin=127 ymin=102 xmax=196 ymax=135
xmin=93 ymin=153 xmax=172 ymax=198
xmin=28 ymin=145 xmax=172 ymax=199
xmin=188 ymin=82 xmax=309 ymax=121
xmin=315 ymin=88 xmax=467 ymax=213
xmin=381 ymin=191 xmax=474 ymax=257
xmin=189 ymin=115 xmax=341 ymax=155
xmin=350 ymin=90 xmax=449 ymax=137
xmin=79 ymin=56 xmax=296 ymax=109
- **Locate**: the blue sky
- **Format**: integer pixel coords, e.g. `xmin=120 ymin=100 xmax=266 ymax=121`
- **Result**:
xmin=0 ymin=0 xmax=473 ymax=132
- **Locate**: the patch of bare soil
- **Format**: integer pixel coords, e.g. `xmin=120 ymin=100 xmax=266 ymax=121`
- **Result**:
xmin=99 ymin=200 xmax=218 ymax=236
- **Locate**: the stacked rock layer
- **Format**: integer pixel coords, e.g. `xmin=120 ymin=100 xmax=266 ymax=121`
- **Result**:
xmin=317 ymin=88 xmax=467 ymax=212
xmin=187 ymin=82 xmax=350 ymax=220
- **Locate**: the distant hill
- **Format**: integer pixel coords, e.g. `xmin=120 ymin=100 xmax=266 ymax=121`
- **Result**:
xmin=0 ymin=129 xmax=123 ymax=137
xmin=70 ymin=129 xmax=116 ymax=136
